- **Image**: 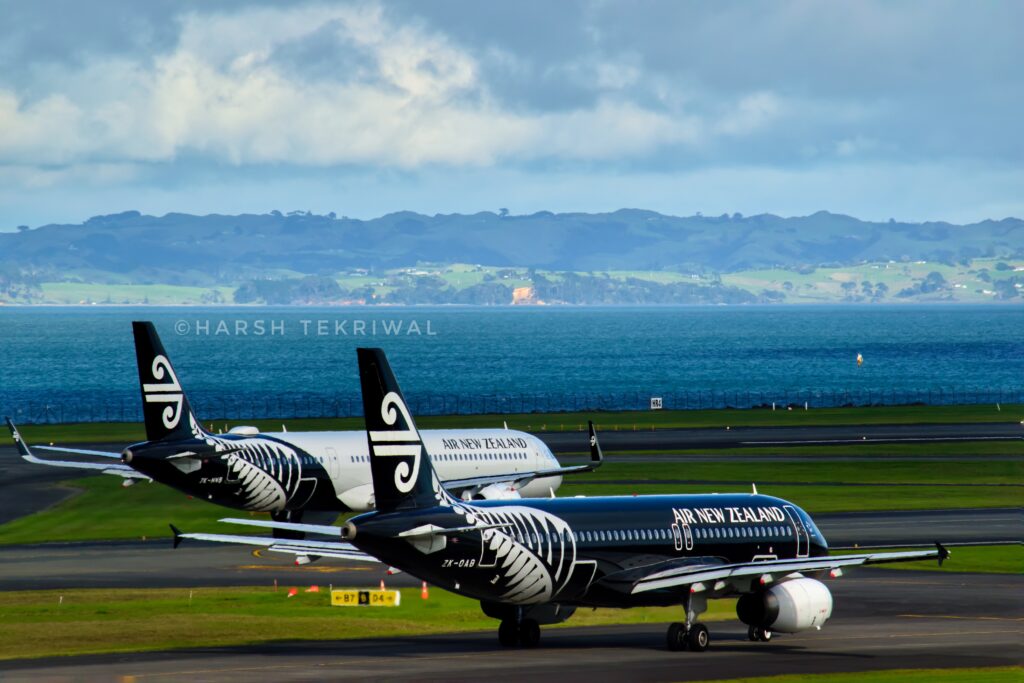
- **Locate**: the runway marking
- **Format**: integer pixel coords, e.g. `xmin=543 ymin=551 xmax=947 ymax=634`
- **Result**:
xmin=898 ymin=614 xmax=1024 ymax=622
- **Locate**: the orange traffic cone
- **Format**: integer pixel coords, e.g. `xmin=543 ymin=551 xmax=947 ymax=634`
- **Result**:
xmin=421 ymin=581 xmax=429 ymax=600
xmin=380 ymin=578 xmax=386 ymax=591
xmin=305 ymin=585 xmax=320 ymax=593
xmin=286 ymin=587 xmax=298 ymax=598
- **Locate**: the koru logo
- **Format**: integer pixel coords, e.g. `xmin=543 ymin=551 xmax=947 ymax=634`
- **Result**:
xmin=142 ymin=355 xmax=184 ymax=430
xmin=589 ymin=435 xmax=597 ymax=448
xmin=368 ymin=391 xmax=422 ymax=494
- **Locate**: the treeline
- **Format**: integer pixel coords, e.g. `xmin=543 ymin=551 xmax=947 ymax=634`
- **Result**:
xmin=232 ymin=273 xmax=761 ymax=305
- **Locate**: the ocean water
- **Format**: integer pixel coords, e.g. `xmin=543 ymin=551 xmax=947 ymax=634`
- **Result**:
xmin=1 ymin=306 xmax=1021 ymax=422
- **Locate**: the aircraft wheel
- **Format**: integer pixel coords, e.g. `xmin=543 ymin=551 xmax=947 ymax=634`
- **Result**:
xmin=687 ymin=623 xmax=710 ymax=652
xmin=747 ymin=625 xmax=759 ymax=642
xmin=756 ymin=627 xmax=773 ymax=642
xmin=519 ymin=619 xmax=541 ymax=648
xmin=666 ymin=622 xmax=688 ymax=651
xmin=498 ymin=620 xmax=519 ymax=647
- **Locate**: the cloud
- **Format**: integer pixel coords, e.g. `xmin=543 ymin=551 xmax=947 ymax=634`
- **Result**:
xmin=0 ymin=2 xmax=798 ymax=174
xmin=0 ymin=0 xmax=1019 ymax=226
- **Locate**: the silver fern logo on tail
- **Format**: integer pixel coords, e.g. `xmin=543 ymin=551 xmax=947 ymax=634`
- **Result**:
xmin=142 ymin=355 xmax=184 ymax=430
xmin=368 ymin=391 xmax=422 ymax=494
xmin=451 ymin=502 xmax=580 ymax=605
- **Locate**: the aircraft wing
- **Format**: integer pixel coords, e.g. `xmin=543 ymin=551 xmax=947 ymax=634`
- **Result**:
xmin=445 ymin=420 xmax=604 ymax=495
xmin=630 ymin=544 xmax=949 ymax=594
xmin=5 ymin=418 xmax=150 ymax=481
xmin=169 ymin=522 xmax=378 ymax=563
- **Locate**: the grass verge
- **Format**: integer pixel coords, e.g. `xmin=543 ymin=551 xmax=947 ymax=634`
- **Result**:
xmin=562 ymin=482 xmax=1023 ymax=513
xmin=12 ymin=404 xmax=1024 ymax=444
xmin=0 ymin=476 xmax=272 ymax=546
xmin=851 ymin=545 xmax=1023 ymax=575
xmin=0 ymin=586 xmax=735 ymax=660
xmin=589 ymin=460 xmax=1022 ymax=485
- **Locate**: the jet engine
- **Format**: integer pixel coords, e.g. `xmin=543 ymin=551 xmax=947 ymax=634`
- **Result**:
xmin=736 ymin=578 xmax=833 ymax=633
xmin=474 ymin=483 xmax=522 ymax=501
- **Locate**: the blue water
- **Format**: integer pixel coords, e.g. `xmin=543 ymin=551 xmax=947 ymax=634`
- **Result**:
xmin=1 ymin=306 xmax=1021 ymax=423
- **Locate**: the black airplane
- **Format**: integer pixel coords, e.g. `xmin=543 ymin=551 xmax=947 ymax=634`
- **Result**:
xmin=7 ymin=323 xmax=599 ymax=542
xmin=176 ymin=348 xmax=949 ymax=651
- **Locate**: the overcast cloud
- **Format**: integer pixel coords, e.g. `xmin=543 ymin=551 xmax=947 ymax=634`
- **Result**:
xmin=0 ymin=0 xmax=1020 ymax=226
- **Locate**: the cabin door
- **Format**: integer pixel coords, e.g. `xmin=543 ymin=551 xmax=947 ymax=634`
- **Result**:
xmin=784 ymin=505 xmax=809 ymax=558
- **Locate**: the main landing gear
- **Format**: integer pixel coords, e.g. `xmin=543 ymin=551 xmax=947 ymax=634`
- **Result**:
xmin=667 ymin=592 xmax=711 ymax=652
xmin=748 ymin=625 xmax=773 ymax=642
xmin=498 ymin=618 xmax=541 ymax=648
xmin=666 ymin=622 xmax=709 ymax=652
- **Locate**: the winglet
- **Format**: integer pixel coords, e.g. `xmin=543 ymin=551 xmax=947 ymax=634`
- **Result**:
xmin=936 ymin=542 xmax=950 ymax=566
xmin=587 ymin=421 xmax=604 ymax=465
xmin=170 ymin=524 xmax=183 ymax=549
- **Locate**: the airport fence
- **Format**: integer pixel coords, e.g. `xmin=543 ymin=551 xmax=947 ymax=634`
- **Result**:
xmin=6 ymin=386 xmax=1024 ymax=425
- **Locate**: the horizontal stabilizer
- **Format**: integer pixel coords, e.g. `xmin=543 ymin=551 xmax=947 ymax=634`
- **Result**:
xmin=217 ymin=517 xmax=343 ymax=537
xmin=7 ymin=418 xmax=150 ymax=480
xmin=36 ymin=445 xmax=122 ymax=458
xmin=169 ymin=524 xmax=376 ymax=562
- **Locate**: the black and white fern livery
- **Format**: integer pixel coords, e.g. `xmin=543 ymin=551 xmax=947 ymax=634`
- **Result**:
xmin=190 ymin=414 xmax=305 ymax=511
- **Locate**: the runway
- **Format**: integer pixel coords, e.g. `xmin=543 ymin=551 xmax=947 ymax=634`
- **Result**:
xmin=538 ymin=421 xmax=1024 ymax=453
xmin=2 ymin=570 xmax=1021 ymax=682
xmin=0 ymin=508 xmax=1017 ymax=591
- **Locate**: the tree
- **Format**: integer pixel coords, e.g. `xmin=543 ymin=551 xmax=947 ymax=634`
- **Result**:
xmin=498 ymin=208 xmax=509 ymax=218
xmin=17 ymin=225 xmax=28 ymax=232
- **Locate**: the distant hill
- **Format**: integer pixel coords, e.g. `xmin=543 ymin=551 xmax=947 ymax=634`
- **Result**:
xmin=2 ymin=210 xmax=1021 ymax=286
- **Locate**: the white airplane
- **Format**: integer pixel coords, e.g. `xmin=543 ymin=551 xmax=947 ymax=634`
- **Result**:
xmin=6 ymin=322 xmax=601 ymax=532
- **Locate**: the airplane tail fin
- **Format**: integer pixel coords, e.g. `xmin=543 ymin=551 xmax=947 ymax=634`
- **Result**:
xmin=132 ymin=321 xmax=204 ymax=442
xmin=357 ymin=348 xmax=439 ymax=512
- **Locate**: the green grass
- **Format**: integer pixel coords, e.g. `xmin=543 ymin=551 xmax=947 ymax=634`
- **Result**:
xmin=605 ymin=441 xmax=1024 ymax=458
xmin=845 ymin=545 xmax=1024 ymax=575
xmin=591 ymin=460 xmax=1022 ymax=485
xmin=720 ymin=257 xmax=1024 ymax=304
xmin=562 ymin=482 xmax=1023 ymax=513
xmin=0 ymin=476 xmax=266 ymax=545
xmin=700 ymin=667 xmax=1023 ymax=683
xmin=12 ymin=403 xmax=1024 ymax=445
xmin=38 ymin=282 xmax=234 ymax=305
xmin=0 ymin=586 xmax=735 ymax=660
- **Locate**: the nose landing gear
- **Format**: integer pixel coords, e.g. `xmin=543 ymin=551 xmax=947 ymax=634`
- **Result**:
xmin=748 ymin=625 xmax=773 ymax=642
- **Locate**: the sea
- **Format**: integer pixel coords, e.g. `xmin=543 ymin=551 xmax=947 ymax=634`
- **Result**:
xmin=1 ymin=305 xmax=1021 ymax=423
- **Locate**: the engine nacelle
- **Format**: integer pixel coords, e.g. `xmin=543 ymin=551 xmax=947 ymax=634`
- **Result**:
xmin=475 ymin=483 xmax=522 ymax=501
xmin=736 ymin=578 xmax=833 ymax=633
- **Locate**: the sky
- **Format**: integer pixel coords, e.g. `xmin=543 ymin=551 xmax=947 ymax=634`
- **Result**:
xmin=0 ymin=0 xmax=1021 ymax=228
